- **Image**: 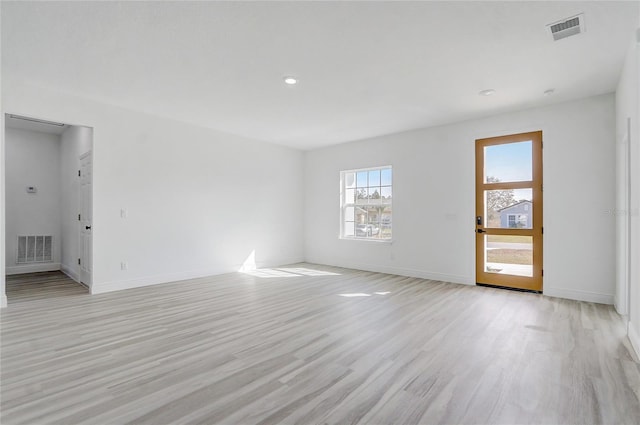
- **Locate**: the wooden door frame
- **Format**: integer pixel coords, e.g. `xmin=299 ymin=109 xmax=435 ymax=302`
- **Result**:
xmin=475 ymin=131 xmax=543 ymax=291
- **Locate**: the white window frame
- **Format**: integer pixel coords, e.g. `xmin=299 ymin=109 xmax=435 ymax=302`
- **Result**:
xmin=507 ymin=213 xmax=528 ymax=228
xmin=340 ymin=166 xmax=392 ymax=242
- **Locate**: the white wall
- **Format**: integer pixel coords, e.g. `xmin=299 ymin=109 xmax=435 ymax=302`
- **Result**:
xmin=1 ymin=80 xmax=305 ymax=296
xmin=305 ymin=94 xmax=616 ymax=304
xmin=1 ymin=4 xmax=5 ymax=307
xmin=5 ymin=127 xmax=62 ymax=274
xmin=616 ymin=26 xmax=640 ymax=355
xmin=0 ymin=114 xmax=5 ymax=306
xmin=60 ymin=125 xmax=93 ymax=281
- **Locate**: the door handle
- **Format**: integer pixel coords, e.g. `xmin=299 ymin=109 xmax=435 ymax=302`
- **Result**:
xmin=476 ymin=229 xmax=486 ymax=233
xmin=85 ymin=226 xmax=92 ymax=230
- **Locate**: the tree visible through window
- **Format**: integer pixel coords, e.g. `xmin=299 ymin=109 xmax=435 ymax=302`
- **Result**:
xmin=341 ymin=167 xmax=392 ymax=240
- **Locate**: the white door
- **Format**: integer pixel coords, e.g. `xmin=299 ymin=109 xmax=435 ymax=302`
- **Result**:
xmin=79 ymin=152 xmax=92 ymax=287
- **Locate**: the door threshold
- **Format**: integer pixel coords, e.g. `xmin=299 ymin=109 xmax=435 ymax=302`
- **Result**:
xmin=476 ymin=282 xmax=542 ymax=294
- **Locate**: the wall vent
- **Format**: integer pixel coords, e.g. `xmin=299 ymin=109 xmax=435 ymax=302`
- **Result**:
xmin=17 ymin=236 xmax=53 ymax=264
xmin=546 ymin=14 xmax=585 ymax=41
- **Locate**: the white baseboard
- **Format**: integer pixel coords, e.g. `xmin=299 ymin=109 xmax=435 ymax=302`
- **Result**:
xmin=91 ymin=257 xmax=304 ymax=295
xmin=629 ymin=321 xmax=640 ymax=360
xmin=6 ymin=263 xmax=61 ymax=275
xmin=305 ymin=258 xmax=473 ymax=285
xmin=543 ymin=286 xmax=614 ymax=305
xmin=614 ymin=294 xmax=621 ymax=314
xmin=60 ymin=263 xmax=80 ymax=283
xmin=308 ymin=258 xmax=618 ymax=305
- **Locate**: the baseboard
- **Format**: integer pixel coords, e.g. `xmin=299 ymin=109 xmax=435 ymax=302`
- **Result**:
xmin=307 ymin=258 xmax=617 ymax=304
xmin=6 ymin=263 xmax=61 ymax=275
xmin=614 ymin=294 xmax=630 ymax=316
xmin=60 ymin=263 xmax=80 ymax=283
xmin=543 ymin=286 xmax=614 ymax=305
xmin=629 ymin=321 xmax=640 ymax=360
xmin=306 ymin=258 xmax=473 ymax=285
xmin=91 ymin=257 xmax=305 ymax=294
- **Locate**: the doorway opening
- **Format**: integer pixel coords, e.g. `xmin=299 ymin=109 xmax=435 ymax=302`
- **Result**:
xmin=3 ymin=114 xmax=93 ymax=304
xmin=475 ymin=131 xmax=543 ymax=292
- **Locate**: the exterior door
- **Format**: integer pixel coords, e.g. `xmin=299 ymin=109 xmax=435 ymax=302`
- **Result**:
xmin=79 ymin=151 xmax=92 ymax=287
xmin=475 ymin=131 xmax=543 ymax=292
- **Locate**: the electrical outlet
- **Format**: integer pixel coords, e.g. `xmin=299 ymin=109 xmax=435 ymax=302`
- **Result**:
xmin=120 ymin=208 xmax=128 ymax=218
xmin=121 ymin=262 xmax=128 ymax=271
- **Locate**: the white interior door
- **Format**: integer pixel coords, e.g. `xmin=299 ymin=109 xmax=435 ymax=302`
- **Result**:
xmin=79 ymin=151 xmax=92 ymax=287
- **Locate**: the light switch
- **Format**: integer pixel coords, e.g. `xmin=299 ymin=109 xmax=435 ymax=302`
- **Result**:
xmin=26 ymin=186 xmax=37 ymax=193
xmin=120 ymin=208 xmax=128 ymax=218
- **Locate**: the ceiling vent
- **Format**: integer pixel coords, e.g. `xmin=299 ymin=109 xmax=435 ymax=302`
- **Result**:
xmin=546 ymin=14 xmax=585 ymax=41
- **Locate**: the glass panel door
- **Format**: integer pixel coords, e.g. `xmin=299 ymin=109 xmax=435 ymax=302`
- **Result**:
xmin=475 ymin=132 xmax=543 ymax=292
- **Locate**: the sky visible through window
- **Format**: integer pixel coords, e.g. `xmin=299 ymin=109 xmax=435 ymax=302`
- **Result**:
xmin=355 ymin=169 xmax=392 ymax=187
xmin=485 ymin=141 xmax=532 ymax=200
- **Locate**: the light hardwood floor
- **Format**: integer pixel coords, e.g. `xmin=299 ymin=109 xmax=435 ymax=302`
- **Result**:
xmin=2 ymin=264 xmax=640 ymax=424
xmin=5 ymin=271 xmax=88 ymax=304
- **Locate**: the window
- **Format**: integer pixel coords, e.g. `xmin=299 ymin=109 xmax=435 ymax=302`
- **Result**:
xmin=508 ymin=214 xmax=527 ymax=228
xmin=341 ymin=166 xmax=392 ymax=240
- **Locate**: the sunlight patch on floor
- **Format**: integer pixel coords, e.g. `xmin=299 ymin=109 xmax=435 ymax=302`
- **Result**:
xmin=242 ymin=269 xmax=300 ymax=278
xmin=338 ymin=292 xmax=391 ymax=297
xmin=240 ymin=263 xmax=342 ymax=278
xmin=278 ymin=267 xmax=340 ymax=276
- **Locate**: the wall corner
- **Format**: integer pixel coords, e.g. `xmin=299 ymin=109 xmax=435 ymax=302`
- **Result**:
xmin=629 ymin=321 xmax=640 ymax=360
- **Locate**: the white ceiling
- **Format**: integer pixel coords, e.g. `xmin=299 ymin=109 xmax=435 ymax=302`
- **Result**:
xmin=2 ymin=1 xmax=638 ymax=150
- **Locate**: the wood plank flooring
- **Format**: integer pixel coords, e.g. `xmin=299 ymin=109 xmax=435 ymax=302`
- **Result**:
xmin=5 ymin=271 xmax=88 ymax=304
xmin=2 ymin=264 xmax=640 ymax=424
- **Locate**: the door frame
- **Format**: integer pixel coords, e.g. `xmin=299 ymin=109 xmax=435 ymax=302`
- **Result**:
xmin=475 ymin=131 xmax=543 ymax=292
xmin=1 ymin=113 xmax=94 ymax=307
xmin=78 ymin=150 xmax=93 ymax=288
xmin=1 ymin=113 xmax=6 ymax=307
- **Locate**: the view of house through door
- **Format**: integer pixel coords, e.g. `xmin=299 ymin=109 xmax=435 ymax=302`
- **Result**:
xmin=475 ymin=131 xmax=543 ymax=292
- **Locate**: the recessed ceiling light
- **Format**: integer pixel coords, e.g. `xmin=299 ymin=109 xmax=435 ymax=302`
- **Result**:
xmin=479 ymin=89 xmax=496 ymax=96
xmin=544 ymin=89 xmax=555 ymax=96
xmin=283 ymin=76 xmax=298 ymax=85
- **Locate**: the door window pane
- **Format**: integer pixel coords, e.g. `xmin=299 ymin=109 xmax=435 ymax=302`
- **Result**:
xmin=484 ymin=235 xmax=532 ymax=277
xmin=484 ymin=141 xmax=532 ymax=183
xmin=484 ymin=188 xmax=532 ymax=229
